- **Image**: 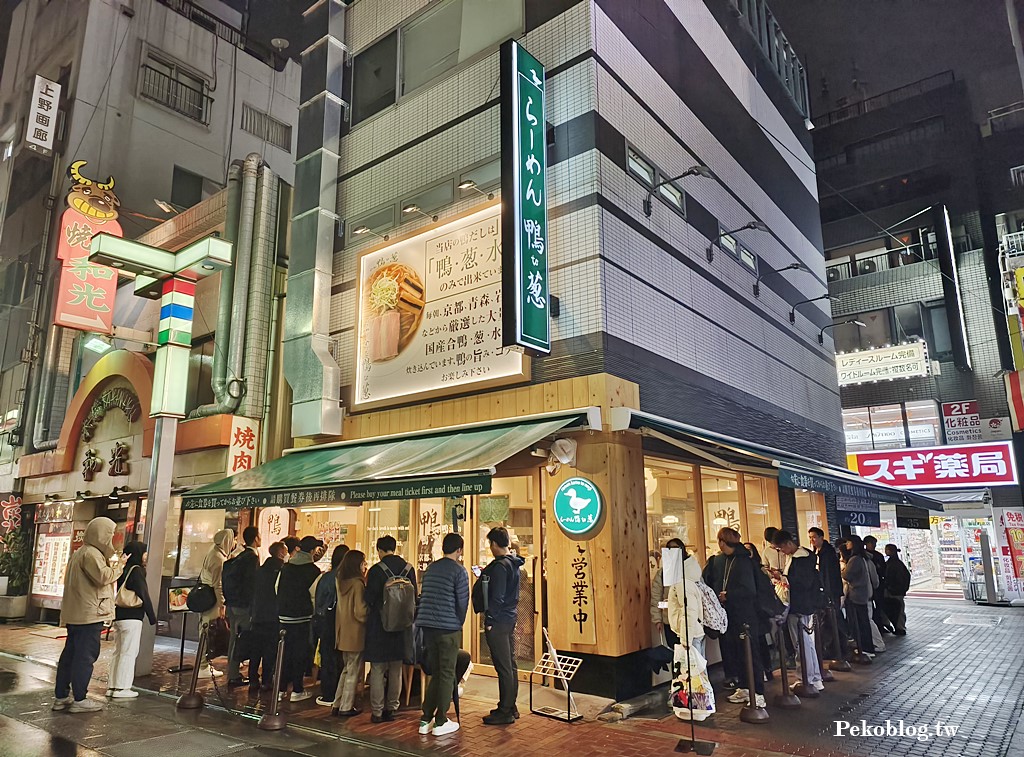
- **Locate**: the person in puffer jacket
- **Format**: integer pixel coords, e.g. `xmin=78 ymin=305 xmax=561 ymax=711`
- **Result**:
xmin=667 ymin=549 xmax=705 ymax=658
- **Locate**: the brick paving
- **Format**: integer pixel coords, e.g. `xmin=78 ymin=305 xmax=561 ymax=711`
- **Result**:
xmin=1 ymin=596 xmax=1021 ymax=756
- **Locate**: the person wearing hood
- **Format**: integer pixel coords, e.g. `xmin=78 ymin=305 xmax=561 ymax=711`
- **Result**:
xmin=478 ymin=526 xmax=523 ymax=726
xmin=276 ymin=535 xmax=323 ymax=702
xmin=333 ymin=549 xmax=368 ymax=716
xmin=772 ymin=530 xmax=827 ymax=691
xmin=702 ymin=527 xmax=766 ymax=708
xmin=364 ymin=535 xmax=416 ymax=723
xmin=53 ymin=517 xmax=119 ymax=713
xmin=650 ymin=538 xmax=685 ymax=649
xmin=107 ymin=541 xmax=157 ymax=698
xmin=199 ymin=528 xmax=235 ymax=678
xmin=666 ymin=548 xmax=705 ymax=658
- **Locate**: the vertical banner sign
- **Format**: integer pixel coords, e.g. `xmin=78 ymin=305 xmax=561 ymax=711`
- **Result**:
xmin=26 ymin=75 xmax=61 ymax=154
xmin=501 ymin=39 xmax=550 ymax=354
xmin=227 ymin=416 xmax=260 ymax=476
xmin=567 ymin=541 xmax=597 ymax=645
xmin=942 ymin=400 xmax=982 ymax=444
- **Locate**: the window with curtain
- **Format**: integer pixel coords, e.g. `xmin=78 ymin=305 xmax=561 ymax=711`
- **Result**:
xmin=702 ymin=469 xmax=740 ymax=562
xmin=869 ymin=404 xmax=907 ymax=449
xmin=843 ymin=408 xmax=873 ymax=452
xmin=743 ymin=476 xmax=774 ymax=546
xmin=644 ymin=464 xmax=698 ymax=557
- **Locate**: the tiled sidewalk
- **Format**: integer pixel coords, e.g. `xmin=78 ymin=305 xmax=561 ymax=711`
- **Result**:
xmin=1 ymin=596 xmax=1020 ymax=757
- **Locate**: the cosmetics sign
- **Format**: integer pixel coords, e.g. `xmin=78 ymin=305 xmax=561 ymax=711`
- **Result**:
xmin=355 ymin=205 xmax=527 ymax=406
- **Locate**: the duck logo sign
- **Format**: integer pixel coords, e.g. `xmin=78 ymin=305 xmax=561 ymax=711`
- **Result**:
xmin=553 ymin=477 xmax=603 ymax=538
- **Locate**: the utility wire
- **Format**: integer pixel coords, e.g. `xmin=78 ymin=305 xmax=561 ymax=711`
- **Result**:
xmin=68 ymin=19 xmax=132 ymax=162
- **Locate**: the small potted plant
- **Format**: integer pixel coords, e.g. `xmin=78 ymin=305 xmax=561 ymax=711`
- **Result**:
xmin=0 ymin=527 xmax=31 ymax=620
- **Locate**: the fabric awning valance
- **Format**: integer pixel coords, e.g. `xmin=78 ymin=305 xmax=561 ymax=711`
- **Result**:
xmin=609 ymin=408 xmax=944 ymax=512
xmin=182 ymin=409 xmax=597 ymax=510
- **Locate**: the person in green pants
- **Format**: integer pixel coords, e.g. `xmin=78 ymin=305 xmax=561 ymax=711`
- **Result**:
xmin=416 ymin=533 xmax=469 ymax=737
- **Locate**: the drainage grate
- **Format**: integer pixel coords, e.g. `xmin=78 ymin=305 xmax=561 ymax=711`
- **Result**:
xmin=102 ymin=730 xmax=247 ymax=757
xmin=943 ymin=614 xmax=1003 ymax=627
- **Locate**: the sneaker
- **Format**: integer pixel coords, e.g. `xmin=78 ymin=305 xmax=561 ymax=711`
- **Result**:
xmin=315 ymin=696 xmax=333 ymax=707
xmin=227 ymin=678 xmax=249 ymax=688
xmin=68 ymin=698 xmax=104 ymax=713
xmin=727 ymin=688 xmax=749 ymax=704
xmin=722 ymin=678 xmax=740 ymax=690
xmin=754 ymin=695 xmax=767 ymax=709
xmin=111 ymin=689 xmax=139 ymax=699
xmin=811 ymin=680 xmax=825 ymax=692
xmin=382 ymin=710 xmax=396 ymax=722
xmin=432 ymin=719 xmax=460 ymax=736
xmin=278 ymin=691 xmax=289 ymax=701
xmin=104 ymin=689 xmax=115 ymax=698
xmin=290 ymin=691 xmax=313 ymax=702
xmin=207 ymin=666 xmax=224 ymax=678
xmin=418 ymin=720 xmax=433 ymax=735
xmin=52 ymin=696 xmax=73 ymax=711
xmin=483 ymin=712 xmax=515 ymax=725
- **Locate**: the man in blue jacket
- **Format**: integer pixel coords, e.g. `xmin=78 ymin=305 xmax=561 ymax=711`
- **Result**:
xmin=480 ymin=526 xmax=522 ymax=725
xmin=417 ymin=533 xmax=469 ymax=737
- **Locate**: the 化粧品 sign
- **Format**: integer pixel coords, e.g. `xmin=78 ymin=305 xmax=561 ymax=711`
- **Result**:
xmin=941 ymin=400 xmax=982 ymax=444
xmin=501 ymin=39 xmax=550 ymax=355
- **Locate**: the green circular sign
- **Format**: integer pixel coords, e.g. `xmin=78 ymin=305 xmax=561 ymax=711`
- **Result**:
xmin=553 ymin=477 xmax=603 ymax=537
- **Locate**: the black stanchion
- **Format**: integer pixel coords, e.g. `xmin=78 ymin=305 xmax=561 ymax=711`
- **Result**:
xmin=168 ymin=612 xmax=194 ymax=674
xmin=738 ymin=623 xmax=769 ymax=724
xmin=815 ymin=612 xmax=835 ymax=683
xmin=826 ymin=603 xmax=852 ymax=673
xmin=789 ymin=617 xmax=819 ymax=699
xmin=176 ymin=623 xmax=207 ymax=709
xmin=772 ymin=621 xmax=800 ymax=709
xmin=258 ymin=629 xmax=288 ymax=731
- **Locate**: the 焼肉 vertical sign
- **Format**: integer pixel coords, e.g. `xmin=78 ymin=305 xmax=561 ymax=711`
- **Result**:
xmin=501 ymin=39 xmax=550 ymax=355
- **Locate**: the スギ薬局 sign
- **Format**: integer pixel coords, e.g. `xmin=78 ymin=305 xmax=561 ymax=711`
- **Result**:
xmin=836 ymin=341 xmax=930 ymax=386
xmin=852 ymin=441 xmax=1018 ymax=488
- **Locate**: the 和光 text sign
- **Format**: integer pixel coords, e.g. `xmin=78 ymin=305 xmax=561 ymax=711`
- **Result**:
xmin=836 ymin=341 xmax=930 ymax=386
xmin=853 ymin=441 xmax=1018 ymax=488
xmin=942 ymin=400 xmax=982 ymax=444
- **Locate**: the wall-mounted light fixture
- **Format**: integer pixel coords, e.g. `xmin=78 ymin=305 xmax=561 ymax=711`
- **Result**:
xmin=789 ymin=293 xmax=835 ymax=324
xmin=353 ymin=225 xmax=389 ymax=242
xmin=707 ymin=220 xmax=769 ymax=262
xmin=819 ymin=319 xmax=866 ymax=345
xmin=753 ymin=262 xmax=806 ymax=298
xmin=402 ymin=204 xmax=437 ymax=223
xmin=643 ymin=164 xmax=713 ymax=218
xmin=458 ymin=179 xmax=495 ymax=201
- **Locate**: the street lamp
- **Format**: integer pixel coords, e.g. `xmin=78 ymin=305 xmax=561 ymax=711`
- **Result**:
xmin=753 ymin=261 xmax=807 ymax=298
xmin=789 ymin=293 xmax=835 ymax=323
xmin=643 ymin=165 xmax=713 ymax=217
xmin=707 ymin=220 xmax=769 ymax=262
xmin=819 ymin=319 xmax=866 ymax=345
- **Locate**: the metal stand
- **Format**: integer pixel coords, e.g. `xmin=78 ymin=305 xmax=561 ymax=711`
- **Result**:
xmin=168 ymin=612 xmax=194 ymax=674
xmin=815 ymin=611 xmax=834 ymax=682
xmin=826 ymin=603 xmax=852 ymax=672
xmin=258 ymin=630 xmax=288 ymax=730
xmin=529 ymin=629 xmax=582 ymax=723
xmin=772 ymin=622 xmax=800 ymax=709
xmin=738 ymin=623 xmax=769 ymax=723
xmin=789 ymin=616 xmax=819 ymax=699
xmin=176 ymin=623 xmax=207 ymax=709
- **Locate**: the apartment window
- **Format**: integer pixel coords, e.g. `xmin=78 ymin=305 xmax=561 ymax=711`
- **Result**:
xmin=170 ymin=166 xmax=218 ymax=209
xmin=926 ymin=303 xmax=953 ymax=359
xmin=241 ymin=103 xmax=292 ymax=152
xmin=627 ymin=148 xmax=656 ymax=186
xmin=843 ymin=408 xmax=872 ymax=452
xmin=738 ymin=246 xmax=758 ymax=273
xmin=351 ymin=31 xmax=398 ymax=125
xmin=869 ymin=404 xmax=906 ymax=450
xmin=659 ymin=181 xmax=684 ymax=211
xmin=892 ymin=302 xmax=925 ymax=343
xmin=401 ymin=0 xmax=523 ymax=95
xmin=844 ymin=402 xmax=944 ymax=452
xmin=140 ymin=55 xmax=212 ymax=124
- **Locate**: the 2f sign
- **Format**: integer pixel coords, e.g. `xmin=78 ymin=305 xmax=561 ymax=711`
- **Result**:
xmin=501 ymin=39 xmax=551 ymax=355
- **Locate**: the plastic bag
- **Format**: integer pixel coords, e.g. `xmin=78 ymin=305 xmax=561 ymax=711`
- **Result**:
xmin=670 ymin=643 xmax=715 ymax=721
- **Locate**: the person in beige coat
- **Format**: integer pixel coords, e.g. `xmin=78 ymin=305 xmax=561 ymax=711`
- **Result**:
xmin=53 ymin=517 xmax=119 ymax=713
xmin=199 ymin=528 xmax=235 ymax=677
xmin=332 ymin=549 xmax=368 ymax=716
xmin=667 ymin=550 xmax=706 ymax=658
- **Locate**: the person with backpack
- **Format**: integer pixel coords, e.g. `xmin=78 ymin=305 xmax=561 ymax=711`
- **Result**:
xmin=277 ymin=535 xmax=323 ymax=701
xmin=475 ymin=527 xmax=523 ymax=726
xmin=333 ymin=549 xmax=368 ymax=716
xmin=667 ymin=548 xmax=705 ymax=657
xmin=249 ymin=541 xmax=287 ymax=691
xmin=841 ymin=535 xmax=877 ymax=663
xmin=772 ymin=530 xmax=827 ymax=691
xmin=364 ymin=535 xmax=416 ymax=723
xmin=222 ymin=526 xmax=261 ymax=687
xmin=312 ymin=545 xmax=349 ymax=705
xmin=107 ymin=541 xmax=157 ymax=699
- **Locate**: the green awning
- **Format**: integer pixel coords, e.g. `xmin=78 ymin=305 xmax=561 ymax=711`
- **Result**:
xmin=182 ymin=415 xmax=583 ymax=510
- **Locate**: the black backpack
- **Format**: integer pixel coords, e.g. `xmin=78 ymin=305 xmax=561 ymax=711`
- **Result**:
xmin=221 ymin=553 xmax=247 ymax=607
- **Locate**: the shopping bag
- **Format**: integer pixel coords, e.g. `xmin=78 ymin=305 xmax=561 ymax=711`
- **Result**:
xmin=206 ymin=616 xmax=230 ymax=659
xmin=670 ymin=643 xmax=715 ymax=720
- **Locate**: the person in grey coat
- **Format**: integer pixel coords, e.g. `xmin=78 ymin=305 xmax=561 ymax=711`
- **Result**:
xmin=841 ymin=535 xmax=877 ymax=661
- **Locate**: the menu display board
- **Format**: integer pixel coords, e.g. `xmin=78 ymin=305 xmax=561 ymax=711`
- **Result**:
xmin=32 ymin=523 xmax=73 ymax=599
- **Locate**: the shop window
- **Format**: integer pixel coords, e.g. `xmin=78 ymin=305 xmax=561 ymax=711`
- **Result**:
xmin=702 ymin=469 xmax=741 ymax=562
xmin=905 ymin=400 xmax=943 ymax=447
xmin=351 ymin=31 xmax=398 ymax=125
xmin=843 ymin=408 xmax=873 ymax=452
xmin=869 ymin=404 xmax=906 ymax=449
xmin=743 ymin=476 xmax=774 ymax=545
xmin=644 ymin=464 xmax=698 ymax=555
xmin=179 ymin=509 xmax=228 ymax=578
xmin=364 ymin=500 xmax=412 ymax=566
xmin=795 ymin=490 xmax=827 ymax=540
xmin=162 ymin=496 xmax=182 ymax=577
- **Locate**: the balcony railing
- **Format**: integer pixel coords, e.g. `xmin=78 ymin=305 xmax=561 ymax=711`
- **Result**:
xmin=812 ymin=71 xmax=955 ymax=129
xmin=826 ymin=236 xmax=972 ymax=282
xmin=155 ymin=0 xmax=284 ymax=70
xmin=1003 ymin=231 xmax=1024 ymax=255
xmin=140 ymin=66 xmax=213 ymax=125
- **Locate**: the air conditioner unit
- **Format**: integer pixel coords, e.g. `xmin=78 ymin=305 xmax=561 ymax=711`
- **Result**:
xmin=857 ymin=259 xmax=877 ymax=275
xmin=827 ymin=267 xmax=841 ymax=282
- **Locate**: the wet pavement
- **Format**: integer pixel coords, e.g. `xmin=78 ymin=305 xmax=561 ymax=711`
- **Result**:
xmin=0 ymin=596 xmax=1022 ymax=756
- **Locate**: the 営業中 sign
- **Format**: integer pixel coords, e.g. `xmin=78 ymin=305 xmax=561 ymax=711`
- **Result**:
xmin=26 ymin=75 xmax=61 ymax=154
xmin=942 ymin=400 xmax=982 ymax=444
xmin=853 ymin=441 xmax=1018 ymax=488
xmin=836 ymin=341 xmax=930 ymax=386
xmin=500 ymin=39 xmax=550 ymax=355
xmin=354 ymin=205 xmax=527 ymax=407
xmin=552 ymin=477 xmax=603 ymax=537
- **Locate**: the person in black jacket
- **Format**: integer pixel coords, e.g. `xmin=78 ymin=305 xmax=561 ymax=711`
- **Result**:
xmin=702 ymin=528 xmax=766 ymax=708
xmin=107 ymin=541 xmax=156 ymax=698
xmin=773 ymin=530 xmax=827 ymax=691
xmin=224 ymin=526 xmax=261 ymax=687
xmin=364 ymin=535 xmax=416 ymax=722
xmin=808 ymin=527 xmax=848 ymax=660
xmin=249 ymin=542 xmax=287 ymax=691
xmin=863 ymin=536 xmax=893 ymax=633
xmin=883 ymin=544 xmax=911 ymax=635
xmin=480 ymin=527 xmax=522 ymax=726
xmin=276 ymin=535 xmax=323 ymax=701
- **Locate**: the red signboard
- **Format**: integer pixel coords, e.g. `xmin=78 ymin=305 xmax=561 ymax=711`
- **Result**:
xmin=1006 ymin=510 xmax=1024 ymax=578
xmin=941 ymin=400 xmax=982 ymax=444
xmin=853 ymin=441 xmax=1018 ymax=489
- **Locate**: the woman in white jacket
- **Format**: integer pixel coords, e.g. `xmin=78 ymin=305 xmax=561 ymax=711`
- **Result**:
xmin=667 ymin=550 xmax=705 ymax=658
